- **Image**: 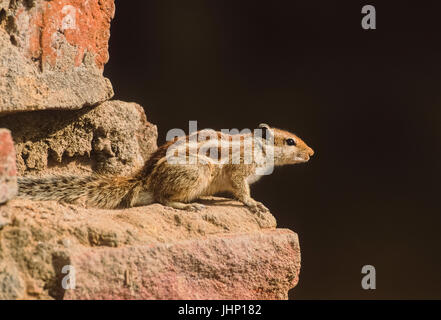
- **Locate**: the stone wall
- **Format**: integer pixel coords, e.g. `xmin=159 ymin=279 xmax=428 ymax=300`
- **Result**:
xmin=0 ymin=100 xmax=158 ymax=176
xmin=0 ymin=0 xmax=114 ymax=113
xmin=0 ymin=198 xmax=300 ymax=300
xmin=0 ymin=129 xmax=16 ymax=203
xmin=0 ymin=0 xmax=301 ymax=300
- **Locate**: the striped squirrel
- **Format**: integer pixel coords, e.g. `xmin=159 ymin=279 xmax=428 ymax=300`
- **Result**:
xmin=17 ymin=123 xmax=314 ymax=214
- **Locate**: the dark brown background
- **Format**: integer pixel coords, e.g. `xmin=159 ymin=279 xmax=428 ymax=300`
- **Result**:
xmin=105 ymin=0 xmax=441 ymax=299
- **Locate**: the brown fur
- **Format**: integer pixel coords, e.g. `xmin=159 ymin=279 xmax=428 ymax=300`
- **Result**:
xmin=17 ymin=124 xmax=314 ymax=214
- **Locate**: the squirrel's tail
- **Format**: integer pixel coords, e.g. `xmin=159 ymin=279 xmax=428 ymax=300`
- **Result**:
xmin=17 ymin=175 xmax=154 ymax=209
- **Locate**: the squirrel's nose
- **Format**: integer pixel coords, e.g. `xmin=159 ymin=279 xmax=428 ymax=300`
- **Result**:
xmin=308 ymin=148 xmax=314 ymax=157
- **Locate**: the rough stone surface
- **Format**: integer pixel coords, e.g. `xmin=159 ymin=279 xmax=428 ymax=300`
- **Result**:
xmin=0 ymin=128 xmax=17 ymax=203
xmin=0 ymin=0 xmax=115 ymax=113
xmin=0 ymin=100 xmax=158 ymax=176
xmin=0 ymin=197 xmax=300 ymax=300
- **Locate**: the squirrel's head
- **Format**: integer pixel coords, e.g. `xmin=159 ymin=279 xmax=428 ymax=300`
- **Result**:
xmin=258 ymin=123 xmax=314 ymax=165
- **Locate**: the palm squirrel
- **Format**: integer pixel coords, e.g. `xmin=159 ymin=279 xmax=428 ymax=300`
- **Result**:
xmin=17 ymin=123 xmax=314 ymax=214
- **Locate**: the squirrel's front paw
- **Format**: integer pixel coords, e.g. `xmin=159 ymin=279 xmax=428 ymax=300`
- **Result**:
xmin=163 ymin=201 xmax=206 ymax=212
xmin=186 ymin=203 xmax=206 ymax=212
xmin=246 ymin=201 xmax=270 ymax=215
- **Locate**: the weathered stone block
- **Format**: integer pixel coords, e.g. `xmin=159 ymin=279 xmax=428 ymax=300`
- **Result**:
xmin=0 ymin=100 xmax=158 ymax=176
xmin=0 ymin=128 xmax=17 ymax=203
xmin=0 ymin=197 xmax=300 ymax=299
xmin=0 ymin=0 xmax=115 ymax=113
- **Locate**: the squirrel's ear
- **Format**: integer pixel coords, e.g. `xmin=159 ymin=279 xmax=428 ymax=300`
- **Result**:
xmin=258 ymin=123 xmax=271 ymax=130
xmin=258 ymin=123 xmax=273 ymax=140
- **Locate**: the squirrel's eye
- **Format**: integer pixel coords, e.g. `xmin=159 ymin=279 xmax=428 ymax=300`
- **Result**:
xmin=286 ymin=138 xmax=296 ymax=146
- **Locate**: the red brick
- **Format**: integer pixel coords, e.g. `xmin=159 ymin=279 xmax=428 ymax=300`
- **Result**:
xmin=0 ymin=129 xmax=17 ymax=203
